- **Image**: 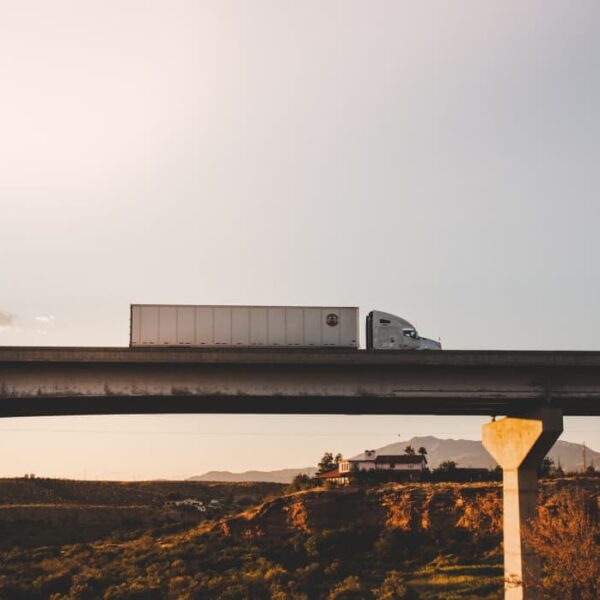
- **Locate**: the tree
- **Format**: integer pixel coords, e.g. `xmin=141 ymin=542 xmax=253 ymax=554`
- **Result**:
xmin=538 ymin=457 xmax=554 ymax=478
xmin=435 ymin=460 xmax=457 ymax=474
xmin=430 ymin=460 xmax=458 ymax=482
xmin=418 ymin=447 xmax=427 ymax=461
xmin=318 ymin=453 xmax=335 ymax=473
xmin=318 ymin=452 xmax=342 ymax=473
xmin=289 ymin=474 xmax=313 ymax=492
xmin=404 ymin=445 xmax=416 ymax=456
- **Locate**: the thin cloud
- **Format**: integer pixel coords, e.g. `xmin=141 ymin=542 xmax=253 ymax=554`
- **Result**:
xmin=0 ymin=310 xmax=17 ymax=330
xmin=35 ymin=315 xmax=55 ymax=324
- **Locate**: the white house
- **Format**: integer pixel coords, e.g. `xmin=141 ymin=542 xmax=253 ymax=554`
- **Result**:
xmin=318 ymin=449 xmax=427 ymax=484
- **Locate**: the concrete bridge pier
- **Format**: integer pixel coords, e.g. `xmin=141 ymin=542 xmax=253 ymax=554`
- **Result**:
xmin=482 ymin=408 xmax=563 ymax=600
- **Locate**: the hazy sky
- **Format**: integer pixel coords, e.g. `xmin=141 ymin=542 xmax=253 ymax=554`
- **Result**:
xmin=1 ymin=1 xmax=600 ymax=479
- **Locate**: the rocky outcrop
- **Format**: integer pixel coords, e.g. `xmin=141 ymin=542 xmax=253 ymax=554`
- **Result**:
xmin=218 ymin=482 xmax=503 ymax=538
xmin=218 ymin=479 xmax=600 ymax=540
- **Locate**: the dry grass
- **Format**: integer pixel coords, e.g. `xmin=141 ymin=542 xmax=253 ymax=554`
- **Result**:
xmin=524 ymin=489 xmax=600 ymax=599
xmin=408 ymin=556 xmax=502 ymax=599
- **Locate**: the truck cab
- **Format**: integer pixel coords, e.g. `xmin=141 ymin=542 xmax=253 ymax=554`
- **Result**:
xmin=366 ymin=311 xmax=441 ymax=350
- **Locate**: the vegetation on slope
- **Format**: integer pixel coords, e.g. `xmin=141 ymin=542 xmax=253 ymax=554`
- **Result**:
xmin=0 ymin=478 xmax=282 ymax=508
xmin=0 ymin=478 xmax=597 ymax=599
xmin=0 ymin=479 xmax=282 ymax=550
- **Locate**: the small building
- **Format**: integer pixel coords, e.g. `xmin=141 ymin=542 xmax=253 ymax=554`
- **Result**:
xmin=317 ymin=450 xmax=427 ymax=484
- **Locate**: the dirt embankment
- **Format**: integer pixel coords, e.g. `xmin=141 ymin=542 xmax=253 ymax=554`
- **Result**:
xmin=219 ymin=482 xmax=503 ymax=538
xmin=218 ymin=479 xmax=600 ymax=539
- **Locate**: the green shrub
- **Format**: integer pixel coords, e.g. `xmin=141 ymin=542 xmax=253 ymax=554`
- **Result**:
xmin=327 ymin=576 xmax=368 ymax=599
xmin=373 ymin=570 xmax=418 ymax=599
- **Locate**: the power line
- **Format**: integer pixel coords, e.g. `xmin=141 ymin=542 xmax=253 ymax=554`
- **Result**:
xmin=0 ymin=428 xmax=479 ymax=435
xmin=0 ymin=428 xmax=599 ymax=436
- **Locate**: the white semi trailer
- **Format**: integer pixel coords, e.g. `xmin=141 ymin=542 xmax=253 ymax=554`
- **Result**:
xmin=129 ymin=304 xmax=440 ymax=350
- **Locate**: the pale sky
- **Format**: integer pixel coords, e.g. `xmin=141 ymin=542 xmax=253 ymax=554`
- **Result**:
xmin=1 ymin=1 xmax=600 ymax=479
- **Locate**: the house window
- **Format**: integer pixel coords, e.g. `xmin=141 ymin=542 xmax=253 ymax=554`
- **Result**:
xmin=390 ymin=463 xmax=395 ymax=469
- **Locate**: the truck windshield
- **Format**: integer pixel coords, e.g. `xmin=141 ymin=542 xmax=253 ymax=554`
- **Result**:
xmin=403 ymin=329 xmax=417 ymax=339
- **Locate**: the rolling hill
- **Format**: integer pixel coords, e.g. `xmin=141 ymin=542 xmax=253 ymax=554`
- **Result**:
xmin=372 ymin=436 xmax=600 ymax=471
xmin=188 ymin=436 xmax=599 ymax=482
xmin=189 ymin=467 xmax=317 ymax=483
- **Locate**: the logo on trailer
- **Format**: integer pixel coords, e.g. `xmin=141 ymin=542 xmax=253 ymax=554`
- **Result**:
xmin=326 ymin=313 xmax=339 ymax=327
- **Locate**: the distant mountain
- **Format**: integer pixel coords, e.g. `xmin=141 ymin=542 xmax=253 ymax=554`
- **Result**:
xmin=188 ymin=467 xmax=317 ymax=484
xmin=368 ymin=435 xmax=600 ymax=472
xmin=188 ymin=437 xmax=600 ymax=483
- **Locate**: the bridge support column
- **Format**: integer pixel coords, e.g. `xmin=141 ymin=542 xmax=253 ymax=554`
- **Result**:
xmin=482 ymin=408 xmax=563 ymax=600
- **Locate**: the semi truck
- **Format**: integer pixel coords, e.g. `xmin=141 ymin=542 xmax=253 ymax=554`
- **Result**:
xmin=129 ymin=304 xmax=441 ymax=350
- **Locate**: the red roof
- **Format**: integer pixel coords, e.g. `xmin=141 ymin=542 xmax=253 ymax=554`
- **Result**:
xmin=316 ymin=468 xmax=346 ymax=479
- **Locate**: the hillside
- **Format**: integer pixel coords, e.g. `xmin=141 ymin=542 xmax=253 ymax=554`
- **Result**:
xmin=0 ymin=479 xmax=282 ymax=549
xmin=373 ymin=436 xmax=600 ymax=471
xmin=1 ymin=478 xmax=597 ymax=599
xmin=217 ymin=478 xmax=600 ymax=539
xmin=0 ymin=478 xmax=282 ymax=506
xmin=189 ymin=467 xmax=317 ymax=484
xmin=219 ymin=480 xmax=503 ymax=539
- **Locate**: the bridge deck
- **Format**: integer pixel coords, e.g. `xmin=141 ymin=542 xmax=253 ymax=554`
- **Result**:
xmin=1 ymin=347 xmax=600 ymax=417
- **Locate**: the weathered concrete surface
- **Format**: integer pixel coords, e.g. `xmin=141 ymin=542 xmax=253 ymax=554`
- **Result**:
xmin=483 ymin=409 xmax=564 ymax=600
xmin=1 ymin=347 xmax=600 ymax=416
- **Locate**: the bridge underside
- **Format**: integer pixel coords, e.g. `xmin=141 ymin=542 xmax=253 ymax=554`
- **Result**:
xmin=1 ymin=347 xmax=600 ymax=417
xmin=2 ymin=393 xmax=592 ymax=418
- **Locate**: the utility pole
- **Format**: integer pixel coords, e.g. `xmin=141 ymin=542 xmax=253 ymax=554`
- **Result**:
xmin=582 ymin=441 xmax=587 ymax=472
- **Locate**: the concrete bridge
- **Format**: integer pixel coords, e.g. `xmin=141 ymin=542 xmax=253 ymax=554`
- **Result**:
xmin=2 ymin=345 xmax=600 ymax=599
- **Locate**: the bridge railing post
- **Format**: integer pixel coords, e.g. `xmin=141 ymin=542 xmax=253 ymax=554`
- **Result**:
xmin=482 ymin=408 xmax=563 ymax=600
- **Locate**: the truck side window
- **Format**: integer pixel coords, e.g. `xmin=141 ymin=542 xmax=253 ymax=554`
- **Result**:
xmin=379 ymin=319 xmax=391 ymax=324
